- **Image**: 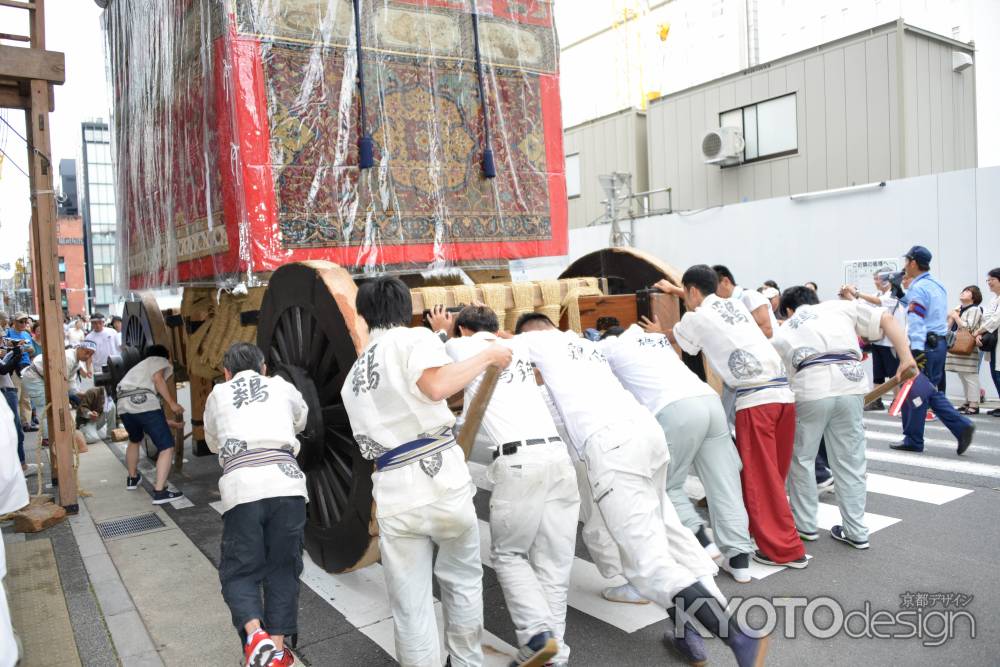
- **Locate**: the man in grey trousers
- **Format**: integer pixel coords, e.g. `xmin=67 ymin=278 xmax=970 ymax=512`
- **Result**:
xmin=602 ymin=323 xmax=755 ymax=584
xmin=773 ymin=286 xmax=915 ymax=550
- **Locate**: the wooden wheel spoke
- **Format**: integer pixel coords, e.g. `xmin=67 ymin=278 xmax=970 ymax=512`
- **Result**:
xmin=321 ymin=458 xmax=350 ymax=513
xmin=322 ymin=403 xmax=350 ymax=430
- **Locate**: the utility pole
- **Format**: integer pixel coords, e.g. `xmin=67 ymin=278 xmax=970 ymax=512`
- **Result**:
xmin=0 ymin=0 xmax=77 ymax=511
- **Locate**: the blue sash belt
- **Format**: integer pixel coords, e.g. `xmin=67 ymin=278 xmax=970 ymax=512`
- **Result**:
xmin=795 ymin=351 xmax=859 ymax=372
xmin=376 ymin=427 xmax=456 ymax=472
xmin=735 ymin=377 xmax=789 ymax=397
xmin=223 ymin=448 xmax=299 ymax=477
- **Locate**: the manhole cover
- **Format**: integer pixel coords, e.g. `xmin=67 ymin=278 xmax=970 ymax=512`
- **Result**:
xmin=95 ymin=513 xmax=165 ymax=540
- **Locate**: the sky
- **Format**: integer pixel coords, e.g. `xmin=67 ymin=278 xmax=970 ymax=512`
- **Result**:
xmin=0 ymin=0 xmax=108 ymax=278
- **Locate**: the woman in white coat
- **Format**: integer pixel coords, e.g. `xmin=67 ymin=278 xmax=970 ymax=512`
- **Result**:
xmin=973 ymin=268 xmax=1000 ymax=416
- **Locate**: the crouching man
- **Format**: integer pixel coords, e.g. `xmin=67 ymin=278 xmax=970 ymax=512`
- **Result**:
xmin=76 ymin=387 xmax=116 ymax=444
xmin=206 ymin=343 xmax=309 ymax=667
xmin=341 ymin=277 xmax=511 ymax=667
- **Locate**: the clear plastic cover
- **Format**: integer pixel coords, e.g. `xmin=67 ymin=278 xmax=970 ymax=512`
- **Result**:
xmin=104 ymin=0 xmax=567 ymax=290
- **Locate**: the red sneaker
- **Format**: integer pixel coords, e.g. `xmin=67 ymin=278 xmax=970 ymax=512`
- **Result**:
xmin=269 ymin=649 xmax=295 ymax=667
xmin=245 ymin=629 xmax=277 ymax=667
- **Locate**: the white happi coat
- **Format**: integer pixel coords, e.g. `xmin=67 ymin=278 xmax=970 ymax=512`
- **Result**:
xmin=673 ymin=294 xmax=794 ymax=411
xmin=771 ymin=300 xmax=885 ymax=403
xmin=447 ymin=332 xmax=578 ymax=662
xmin=204 ymin=370 xmax=308 ymax=514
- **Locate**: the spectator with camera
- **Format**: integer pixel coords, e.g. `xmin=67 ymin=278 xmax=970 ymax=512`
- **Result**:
xmin=973 ymin=268 xmax=1000 ymax=415
xmin=0 ymin=321 xmax=37 ymax=478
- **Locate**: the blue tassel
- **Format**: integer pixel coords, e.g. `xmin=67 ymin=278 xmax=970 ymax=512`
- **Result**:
xmin=359 ymin=135 xmax=374 ymax=169
xmin=481 ymin=148 xmax=496 ymax=179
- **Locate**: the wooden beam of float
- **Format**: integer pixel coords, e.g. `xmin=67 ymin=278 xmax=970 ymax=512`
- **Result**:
xmin=408 ymin=277 xmax=601 ymax=314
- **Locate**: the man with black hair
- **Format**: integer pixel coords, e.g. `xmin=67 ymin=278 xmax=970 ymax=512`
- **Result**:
xmin=713 ymin=265 xmax=776 ymax=338
xmin=666 ymin=265 xmax=805 ymax=569
xmin=117 ymin=344 xmax=185 ymax=504
xmin=515 ymin=313 xmax=768 ymax=667
xmin=341 ymin=277 xmax=512 ymax=667
xmin=773 ymin=286 xmax=916 ymax=550
xmin=892 ymin=246 xmax=975 ymax=453
xmin=600 ymin=322 xmax=755 ymax=584
xmin=442 ymin=305 xmax=578 ymax=667
xmin=205 ymin=342 xmax=309 ymax=667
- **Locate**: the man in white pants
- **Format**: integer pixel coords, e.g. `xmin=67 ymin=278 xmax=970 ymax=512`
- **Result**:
xmin=0 ymin=397 xmax=28 ymax=665
xmin=601 ymin=323 xmax=755 ymax=584
xmin=773 ymin=286 xmax=916 ymax=549
xmin=514 ymin=313 xmax=768 ymax=667
xmin=441 ymin=305 xmax=579 ymax=667
xmin=341 ymin=277 xmax=511 ymax=667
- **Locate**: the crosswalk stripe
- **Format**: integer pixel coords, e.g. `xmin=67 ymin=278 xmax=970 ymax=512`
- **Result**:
xmin=747 ymin=503 xmax=900 ymax=580
xmin=864 ymin=473 xmax=973 ymax=504
xmin=863 ymin=430 xmax=990 ymax=455
xmin=866 ymin=449 xmax=1000 ymax=479
xmin=207 ymin=501 xmax=517 ymax=664
xmin=477 ymin=518 xmax=668 ymax=633
xmin=864 ymin=416 xmax=1000 ymax=437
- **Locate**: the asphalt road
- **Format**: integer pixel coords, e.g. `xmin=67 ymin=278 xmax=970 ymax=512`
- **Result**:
xmin=143 ymin=393 xmax=999 ymax=667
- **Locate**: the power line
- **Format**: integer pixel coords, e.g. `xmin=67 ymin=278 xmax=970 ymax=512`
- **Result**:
xmin=0 ymin=145 xmax=30 ymax=178
xmin=0 ymin=113 xmax=52 ymax=167
xmin=0 ymin=114 xmax=28 ymax=145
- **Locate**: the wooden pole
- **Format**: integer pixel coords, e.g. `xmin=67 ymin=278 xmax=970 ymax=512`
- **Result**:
xmin=25 ymin=82 xmax=76 ymax=510
xmin=17 ymin=0 xmax=77 ymax=512
xmin=455 ymin=367 xmax=500 ymax=459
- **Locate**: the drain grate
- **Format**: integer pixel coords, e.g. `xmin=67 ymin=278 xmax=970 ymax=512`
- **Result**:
xmin=95 ymin=513 xmax=165 ymax=539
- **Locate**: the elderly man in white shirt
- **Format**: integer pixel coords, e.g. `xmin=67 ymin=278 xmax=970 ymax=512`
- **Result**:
xmin=341 ymin=277 xmax=511 ymax=667
xmin=205 ymin=343 xmax=309 ymax=667
xmin=514 ymin=313 xmax=768 ymax=667
xmin=84 ymin=313 xmax=120 ymax=376
xmin=666 ymin=265 xmax=806 ymax=570
xmin=20 ymin=340 xmax=95 ymax=447
xmin=773 ymin=286 xmax=916 ymax=551
xmin=436 ymin=305 xmax=578 ymax=667
xmin=601 ymin=322 xmax=755 ymax=584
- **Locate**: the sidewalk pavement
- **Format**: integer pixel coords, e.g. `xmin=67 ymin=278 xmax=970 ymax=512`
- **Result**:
xmin=3 ymin=429 xmax=238 ymax=666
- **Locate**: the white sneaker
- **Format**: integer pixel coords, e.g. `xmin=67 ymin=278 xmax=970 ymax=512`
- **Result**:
xmin=721 ymin=553 xmax=752 ymax=584
xmin=601 ymin=582 xmax=649 ymax=604
xmin=22 ymin=463 xmax=38 ymax=478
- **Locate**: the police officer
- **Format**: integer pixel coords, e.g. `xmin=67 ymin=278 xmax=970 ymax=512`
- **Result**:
xmin=891 ymin=246 xmax=976 ymax=454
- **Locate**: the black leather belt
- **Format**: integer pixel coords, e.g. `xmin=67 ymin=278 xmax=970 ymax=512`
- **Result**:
xmin=492 ymin=436 xmax=562 ymax=460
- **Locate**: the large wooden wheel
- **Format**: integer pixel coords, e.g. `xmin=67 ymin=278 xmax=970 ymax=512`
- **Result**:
xmin=559 ymin=246 xmax=683 ymax=294
xmin=560 ymin=247 xmax=721 ymax=388
xmin=256 ymin=261 xmax=377 ymax=574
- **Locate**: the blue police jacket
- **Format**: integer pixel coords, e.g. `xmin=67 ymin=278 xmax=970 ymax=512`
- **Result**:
xmin=900 ymin=272 xmax=948 ymax=351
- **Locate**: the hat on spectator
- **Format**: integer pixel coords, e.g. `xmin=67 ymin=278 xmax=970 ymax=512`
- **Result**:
xmin=78 ymin=340 xmax=98 ymax=351
xmin=12 ymin=312 xmax=29 ymax=322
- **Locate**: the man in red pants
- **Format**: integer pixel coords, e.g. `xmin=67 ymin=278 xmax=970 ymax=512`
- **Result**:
xmin=667 ymin=265 xmax=807 ymax=569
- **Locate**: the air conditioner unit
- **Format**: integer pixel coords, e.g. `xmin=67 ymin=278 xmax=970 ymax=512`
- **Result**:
xmin=702 ymin=127 xmax=745 ymax=166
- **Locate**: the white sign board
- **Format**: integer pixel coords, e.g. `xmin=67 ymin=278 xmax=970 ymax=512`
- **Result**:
xmin=843 ymin=258 xmax=900 ymax=289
